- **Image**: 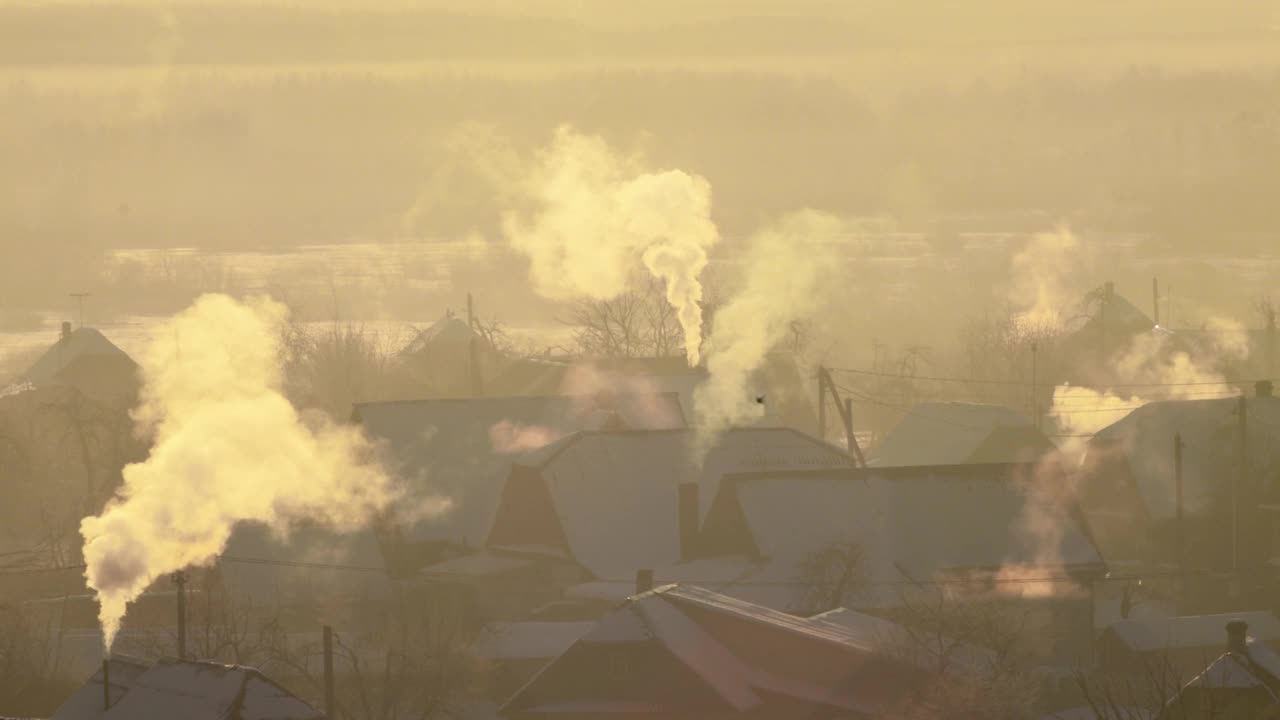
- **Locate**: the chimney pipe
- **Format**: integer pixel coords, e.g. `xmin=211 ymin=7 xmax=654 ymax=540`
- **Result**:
xmin=1258 ymin=380 xmax=1273 ymax=399
xmin=323 ymin=625 xmax=335 ymax=719
xmin=102 ymin=659 xmax=111 ymax=711
xmin=635 ymin=569 xmax=654 ymax=595
xmin=678 ymin=483 xmax=699 ymax=562
xmin=1227 ymin=619 xmax=1249 ymax=655
xmin=61 ymin=321 xmax=72 ymax=340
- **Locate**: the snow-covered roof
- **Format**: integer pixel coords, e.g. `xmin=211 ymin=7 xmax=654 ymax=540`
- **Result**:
xmin=717 ymin=464 xmax=1102 ymax=609
xmin=353 ymin=394 xmax=685 ymax=545
xmin=1179 ymin=638 xmax=1280 ymax=693
xmin=502 ymin=584 xmax=900 ymax=718
xmin=52 ymin=657 xmax=324 ymax=720
xmin=1105 ymin=613 xmax=1280 ymax=653
xmin=509 ymin=428 xmax=853 ymax=579
xmin=871 ymin=402 xmax=1045 ymax=467
xmin=470 ymin=622 xmax=594 ymax=661
xmin=399 ymin=315 xmax=491 ymax=357
xmin=23 ymin=327 xmax=134 ymax=386
xmin=1090 ymin=396 xmax=1280 ymax=519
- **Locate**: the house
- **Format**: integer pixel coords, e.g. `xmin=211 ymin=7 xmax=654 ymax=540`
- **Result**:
xmin=1158 ymin=619 xmax=1280 ymax=719
xmin=1078 ymin=384 xmax=1280 ymax=573
xmin=51 ymin=656 xmax=324 ymax=720
xmin=870 ymin=402 xmax=1055 ymax=467
xmin=352 ymin=394 xmax=686 ymax=573
xmin=1099 ymin=612 xmax=1280 ymax=683
xmin=692 ymin=462 xmax=1104 ymax=666
xmin=22 ymin=322 xmax=139 ymax=409
xmin=498 ymin=584 xmax=932 ymax=720
xmin=392 ymin=314 xmax=507 ymax=397
xmin=485 ymin=428 xmax=855 ymax=584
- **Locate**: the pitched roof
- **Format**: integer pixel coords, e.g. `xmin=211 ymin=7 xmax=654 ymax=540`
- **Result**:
xmin=1089 ymin=396 xmax=1280 ymax=519
xmin=871 ymin=402 xmax=1046 ymax=467
xmin=501 ymin=584 xmax=910 ymax=718
xmin=715 ymin=464 xmax=1102 ymax=609
xmin=52 ymin=657 xmax=324 ymax=720
xmin=1105 ymin=613 xmax=1280 ymax=653
xmin=23 ymin=328 xmax=134 ymax=386
xmin=503 ymin=428 xmax=854 ymax=578
xmin=353 ymin=394 xmax=685 ymax=546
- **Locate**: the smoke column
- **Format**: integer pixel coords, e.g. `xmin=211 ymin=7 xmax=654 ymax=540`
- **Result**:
xmin=503 ymin=126 xmax=720 ymax=366
xmin=80 ymin=295 xmax=403 ymax=651
xmin=693 ymin=210 xmax=838 ymax=454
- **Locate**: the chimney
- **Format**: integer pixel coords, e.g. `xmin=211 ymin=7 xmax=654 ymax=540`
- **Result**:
xmin=1104 ymin=281 xmax=1115 ymax=299
xmin=1258 ymin=380 xmax=1273 ymax=399
xmin=634 ymin=569 xmax=654 ymax=595
xmin=678 ymin=483 xmax=699 ymax=562
xmin=1227 ymin=619 xmax=1249 ymax=655
xmin=61 ymin=321 xmax=72 ymax=340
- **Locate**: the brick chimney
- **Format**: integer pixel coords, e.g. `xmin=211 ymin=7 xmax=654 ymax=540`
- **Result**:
xmin=1227 ymin=619 xmax=1249 ymax=655
xmin=60 ymin=321 xmax=72 ymax=341
xmin=1258 ymin=380 xmax=1274 ymax=399
xmin=678 ymin=483 xmax=699 ymax=562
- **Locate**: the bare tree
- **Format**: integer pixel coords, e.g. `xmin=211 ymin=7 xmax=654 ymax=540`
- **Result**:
xmin=562 ymin=277 xmax=684 ymax=359
xmin=799 ymin=540 xmax=866 ymax=614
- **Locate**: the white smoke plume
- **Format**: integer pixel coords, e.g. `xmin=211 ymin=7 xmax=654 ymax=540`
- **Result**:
xmin=488 ymin=420 xmax=564 ymax=454
xmin=1009 ymin=226 xmax=1094 ymax=331
xmin=693 ymin=210 xmax=839 ymax=455
xmin=502 ymin=126 xmax=720 ymax=366
xmin=80 ymin=294 xmax=405 ymax=651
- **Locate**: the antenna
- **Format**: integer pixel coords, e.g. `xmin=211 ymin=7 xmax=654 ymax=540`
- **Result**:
xmin=70 ymin=293 xmax=92 ymax=329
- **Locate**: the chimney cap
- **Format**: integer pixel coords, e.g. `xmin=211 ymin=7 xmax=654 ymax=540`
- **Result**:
xmin=60 ymin=320 xmax=72 ymax=339
xmin=1258 ymin=380 xmax=1274 ymax=399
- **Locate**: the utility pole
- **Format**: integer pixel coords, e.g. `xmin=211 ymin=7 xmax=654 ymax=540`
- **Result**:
xmin=467 ymin=293 xmax=483 ymax=397
xmin=172 ymin=571 xmax=187 ymax=660
xmin=70 ymin=292 xmax=91 ymax=329
xmin=1030 ymin=342 xmax=1039 ymax=430
xmin=323 ymin=625 xmax=335 ymax=719
xmin=1175 ymin=432 xmax=1186 ymax=606
xmin=1152 ymin=278 xmax=1160 ymax=326
xmin=1237 ymin=394 xmax=1249 ymax=583
xmin=1267 ymin=307 xmax=1277 ymax=381
xmin=817 ymin=366 xmax=827 ymax=442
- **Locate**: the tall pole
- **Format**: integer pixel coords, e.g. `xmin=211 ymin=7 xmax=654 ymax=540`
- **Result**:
xmin=1030 ymin=342 xmax=1039 ymax=430
xmin=817 ymin=366 xmax=827 ymax=442
xmin=1267 ymin=308 xmax=1277 ymax=381
xmin=1233 ymin=395 xmax=1247 ymax=584
xmin=173 ymin=571 xmax=187 ymax=660
xmin=1175 ymin=432 xmax=1186 ymax=606
xmin=467 ymin=293 xmax=483 ymax=397
xmin=323 ymin=625 xmax=335 ymax=719
xmin=1152 ymin=278 xmax=1160 ymax=326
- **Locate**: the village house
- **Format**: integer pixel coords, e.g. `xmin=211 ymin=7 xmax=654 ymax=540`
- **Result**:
xmin=470 ymin=427 xmax=855 ymax=616
xmin=691 ymin=462 xmax=1105 ymax=663
xmin=498 ymin=584 xmax=939 ymax=720
xmin=1098 ymin=612 xmax=1280 ymax=684
xmin=1158 ymin=619 xmax=1280 ymax=719
xmin=20 ymin=322 xmax=139 ymax=410
xmin=352 ymin=393 xmax=686 ymax=576
xmin=51 ymin=656 xmax=325 ymax=720
xmin=1077 ymin=382 xmax=1280 ymax=600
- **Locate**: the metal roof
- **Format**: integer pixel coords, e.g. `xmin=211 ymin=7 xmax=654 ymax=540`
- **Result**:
xmin=720 ymin=464 xmax=1102 ymax=608
xmin=871 ymin=402 xmax=1040 ymax=467
xmin=520 ymin=428 xmax=853 ymax=579
xmin=1105 ymin=612 xmax=1280 ymax=653
xmin=23 ymin=328 xmax=133 ymax=386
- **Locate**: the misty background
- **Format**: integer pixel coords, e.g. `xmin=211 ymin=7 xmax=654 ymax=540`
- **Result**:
xmin=4 ymin=0 xmax=1280 ymax=381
